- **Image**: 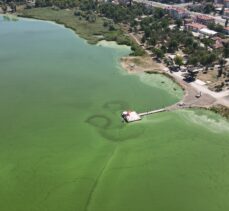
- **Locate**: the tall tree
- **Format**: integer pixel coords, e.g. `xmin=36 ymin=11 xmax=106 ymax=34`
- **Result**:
xmin=174 ymin=55 xmax=183 ymax=67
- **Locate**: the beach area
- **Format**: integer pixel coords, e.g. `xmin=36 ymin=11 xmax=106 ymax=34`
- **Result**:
xmin=120 ymin=53 xmax=229 ymax=116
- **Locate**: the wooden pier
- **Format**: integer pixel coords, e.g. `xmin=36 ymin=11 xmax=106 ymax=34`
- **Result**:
xmin=121 ymin=103 xmax=190 ymax=123
xmin=122 ymin=108 xmax=168 ymax=123
xmin=138 ymin=108 xmax=166 ymax=117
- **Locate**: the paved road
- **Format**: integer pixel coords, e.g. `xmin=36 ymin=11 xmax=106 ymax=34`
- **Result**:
xmin=133 ymin=0 xmax=226 ymax=26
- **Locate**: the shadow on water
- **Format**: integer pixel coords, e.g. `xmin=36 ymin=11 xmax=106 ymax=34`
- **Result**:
xmin=85 ymin=114 xmax=112 ymax=129
xmin=86 ymin=100 xmax=145 ymax=142
xmin=103 ymin=100 xmax=130 ymax=112
xmin=99 ymin=124 xmax=145 ymax=142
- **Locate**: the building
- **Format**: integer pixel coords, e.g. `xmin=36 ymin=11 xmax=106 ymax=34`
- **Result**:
xmin=199 ymin=28 xmax=218 ymax=37
xmin=224 ymin=8 xmax=229 ymax=17
xmin=196 ymin=15 xmax=215 ymax=25
xmin=224 ymin=0 xmax=229 ymax=8
xmin=166 ymin=6 xmax=189 ymax=20
xmin=121 ymin=111 xmax=141 ymax=123
xmin=185 ymin=23 xmax=207 ymax=32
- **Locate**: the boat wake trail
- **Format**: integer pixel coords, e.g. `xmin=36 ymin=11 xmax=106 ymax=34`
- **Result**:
xmin=84 ymin=147 xmax=117 ymax=211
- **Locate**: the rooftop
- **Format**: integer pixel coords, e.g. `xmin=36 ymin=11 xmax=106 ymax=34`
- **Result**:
xmin=166 ymin=6 xmax=187 ymax=13
xmin=200 ymin=28 xmax=217 ymax=36
xmin=122 ymin=111 xmax=141 ymax=122
xmin=186 ymin=23 xmax=206 ymax=30
xmin=196 ymin=15 xmax=215 ymax=21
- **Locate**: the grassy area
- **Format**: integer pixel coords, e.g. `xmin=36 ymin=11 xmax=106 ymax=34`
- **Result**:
xmin=20 ymin=7 xmax=109 ymax=44
xmin=19 ymin=7 xmax=144 ymax=55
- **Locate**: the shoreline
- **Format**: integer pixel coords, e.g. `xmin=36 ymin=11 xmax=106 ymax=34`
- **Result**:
xmin=2 ymin=13 xmax=229 ymax=119
xmin=120 ymin=55 xmax=229 ymax=119
xmin=17 ymin=7 xmax=145 ymax=55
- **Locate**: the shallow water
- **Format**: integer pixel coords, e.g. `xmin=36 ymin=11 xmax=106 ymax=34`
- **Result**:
xmin=0 ymin=17 xmax=229 ymax=211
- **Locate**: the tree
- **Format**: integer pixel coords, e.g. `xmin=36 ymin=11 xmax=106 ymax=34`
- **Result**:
xmin=206 ymin=53 xmax=217 ymax=65
xmin=174 ymin=55 xmax=183 ymax=67
xmin=168 ymin=39 xmax=178 ymax=53
xmin=154 ymin=8 xmax=165 ymax=19
xmin=1 ymin=4 xmax=7 ymax=13
xmin=189 ymin=56 xmax=198 ymax=66
xmin=184 ymin=37 xmax=194 ymax=47
xmin=208 ymin=23 xmax=224 ymax=33
xmin=148 ymin=35 xmax=156 ymax=46
xmin=9 ymin=2 xmax=16 ymax=12
xmin=175 ymin=19 xmax=182 ymax=29
xmin=203 ymin=3 xmax=215 ymax=14
xmin=153 ymin=48 xmax=164 ymax=59
xmin=223 ymin=42 xmax=229 ymax=58
xmin=74 ymin=10 xmax=82 ymax=16
xmin=218 ymin=58 xmax=226 ymax=78
xmin=141 ymin=35 xmax=146 ymax=44
xmin=86 ymin=14 xmax=96 ymax=23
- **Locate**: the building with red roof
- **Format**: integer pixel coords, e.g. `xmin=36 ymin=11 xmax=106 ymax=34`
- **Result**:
xmin=166 ymin=6 xmax=189 ymax=20
xmin=185 ymin=23 xmax=207 ymax=32
xmin=196 ymin=15 xmax=215 ymax=26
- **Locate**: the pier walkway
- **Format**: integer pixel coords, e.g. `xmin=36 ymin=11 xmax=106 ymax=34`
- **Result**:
xmin=139 ymin=108 xmax=166 ymax=117
xmin=122 ymin=104 xmax=190 ymax=123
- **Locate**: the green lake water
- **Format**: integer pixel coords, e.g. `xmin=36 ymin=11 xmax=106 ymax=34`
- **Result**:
xmin=1 ymin=16 xmax=229 ymax=211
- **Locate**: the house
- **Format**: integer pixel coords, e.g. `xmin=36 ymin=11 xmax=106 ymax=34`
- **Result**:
xmin=200 ymin=28 xmax=218 ymax=37
xmin=166 ymin=6 xmax=189 ymax=20
xmin=185 ymin=23 xmax=207 ymax=32
xmin=196 ymin=15 xmax=215 ymax=25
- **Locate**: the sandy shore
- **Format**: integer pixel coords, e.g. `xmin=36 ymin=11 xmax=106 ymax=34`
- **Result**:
xmin=120 ymin=56 xmax=164 ymax=74
xmin=120 ymin=54 xmax=229 ymax=115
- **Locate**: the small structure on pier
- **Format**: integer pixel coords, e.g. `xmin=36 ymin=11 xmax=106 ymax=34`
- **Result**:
xmin=121 ymin=108 xmax=167 ymax=123
xmin=121 ymin=111 xmax=141 ymax=123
